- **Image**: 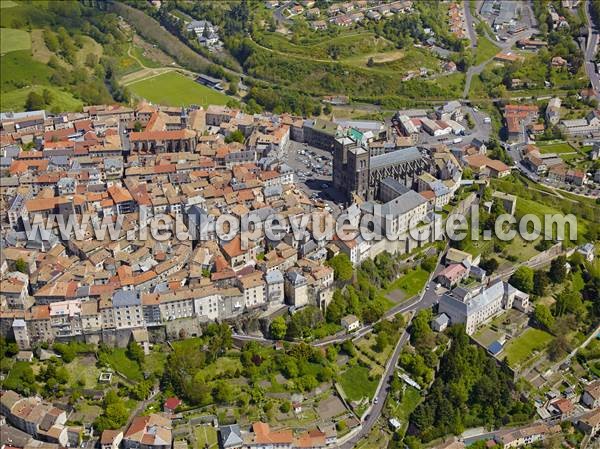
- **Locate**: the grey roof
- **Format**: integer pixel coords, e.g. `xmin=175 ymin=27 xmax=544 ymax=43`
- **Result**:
xmin=105 ymin=158 xmax=123 ymax=169
xmin=12 ymin=318 xmax=26 ymax=327
xmin=380 ymin=177 xmax=410 ymax=196
xmin=440 ymin=280 xmax=507 ymax=317
xmin=334 ymin=119 xmax=385 ymax=131
xmin=369 ymin=146 xmax=424 ymax=170
xmin=220 ymin=425 xmax=243 ymax=449
xmin=266 ymin=269 xmax=283 ymax=284
xmin=263 ymin=185 xmax=283 ymax=197
xmin=380 ymin=190 xmax=428 ymax=217
xmin=433 ymin=313 xmax=449 ymax=326
xmin=112 ymin=289 xmax=140 ymax=307
xmin=286 ymin=271 xmax=306 ymax=285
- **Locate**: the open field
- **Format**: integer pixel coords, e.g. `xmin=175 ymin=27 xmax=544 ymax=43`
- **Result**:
xmin=64 ymin=355 xmax=101 ymax=389
xmin=0 ymin=85 xmax=83 ymax=112
xmin=128 ymin=71 xmax=230 ymax=107
xmin=536 ymin=141 xmax=577 ymax=154
xmin=1 ymin=50 xmax=53 ymax=90
xmin=75 ymin=35 xmax=103 ymax=66
xmin=1 ymin=28 xmax=31 ymax=53
xmin=30 ymin=29 xmax=55 ymax=64
xmin=100 ymin=348 xmax=143 ymax=381
xmin=255 ymin=31 xmax=394 ymax=62
xmin=474 ymin=36 xmax=500 ymax=65
xmin=386 ymin=267 xmax=429 ymax=297
xmin=503 ymin=328 xmax=554 ymax=367
xmin=339 ymin=365 xmax=379 ymax=402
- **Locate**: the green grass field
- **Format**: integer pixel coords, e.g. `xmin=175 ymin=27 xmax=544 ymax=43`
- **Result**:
xmin=1 ymin=0 xmax=18 ymax=7
xmin=128 ymin=71 xmax=230 ymax=107
xmin=474 ymin=36 xmax=500 ymax=65
xmin=1 ymin=85 xmax=83 ymax=112
xmin=1 ymin=50 xmax=52 ymax=90
xmin=131 ymin=45 xmax=162 ymax=68
xmin=536 ymin=141 xmax=577 ymax=154
xmin=339 ymin=365 xmax=379 ymax=402
xmin=194 ymin=426 xmax=218 ymax=449
xmin=503 ymin=328 xmax=553 ymax=367
xmin=64 ymin=356 xmax=101 ymax=389
xmin=1 ymin=28 xmax=31 ymax=53
xmin=101 ymin=348 xmax=143 ymax=381
xmin=386 ymin=267 xmax=430 ymax=297
xmin=256 ymin=31 xmax=394 ymax=62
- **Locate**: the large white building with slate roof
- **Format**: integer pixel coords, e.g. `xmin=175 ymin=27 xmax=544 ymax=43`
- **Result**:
xmin=438 ymin=280 xmax=529 ymax=335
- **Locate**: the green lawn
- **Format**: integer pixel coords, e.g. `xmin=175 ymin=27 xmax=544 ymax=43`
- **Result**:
xmin=128 ymin=71 xmax=230 ymax=107
xmin=1 ymin=85 xmax=83 ymax=112
xmin=388 ymin=385 xmax=421 ymax=434
xmin=101 ymin=348 xmax=143 ymax=381
xmin=386 ymin=267 xmax=430 ymax=297
xmin=536 ymin=141 xmax=577 ymax=154
xmin=1 ymin=28 xmax=31 ymax=53
xmin=256 ymin=31 xmax=394 ymax=61
xmin=1 ymin=1 xmax=18 ymax=7
xmin=474 ymin=36 xmax=500 ymax=65
xmin=515 ymin=197 xmax=586 ymax=242
xmin=1 ymin=50 xmax=53 ymax=90
xmin=503 ymin=328 xmax=553 ymax=367
xmin=194 ymin=425 xmax=218 ymax=449
xmin=131 ymin=45 xmax=162 ymax=68
xmin=64 ymin=356 xmax=101 ymax=389
xmin=339 ymin=365 xmax=379 ymax=402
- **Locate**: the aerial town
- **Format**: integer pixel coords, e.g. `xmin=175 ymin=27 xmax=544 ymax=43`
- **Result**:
xmin=0 ymin=1 xmax=599 ymax=449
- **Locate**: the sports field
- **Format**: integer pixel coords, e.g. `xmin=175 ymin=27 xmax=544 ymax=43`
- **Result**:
xmin=128 ymin=71 xmax=229 ymax=107
xmin=536 ymin=141 xmax=576 ymax=154
xmin=1 ymin=28 xmax=31 ymax=53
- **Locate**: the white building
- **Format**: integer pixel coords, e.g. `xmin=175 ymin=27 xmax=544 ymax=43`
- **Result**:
xmin=438 ymin=280 xmax=529 ymax=335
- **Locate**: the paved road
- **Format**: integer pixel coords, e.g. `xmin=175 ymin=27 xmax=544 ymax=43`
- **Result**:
xmin=338 ymin=330 xmax=410 ymax=449
xmin=464 ymin=1 xmax=478 ymax=48
xmin=584 ymin=0 xmax=600 ymax=99
xmin=463 ymin=29 xmax=535 ymax=98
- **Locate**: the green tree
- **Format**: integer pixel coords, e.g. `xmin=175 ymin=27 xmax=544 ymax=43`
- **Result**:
xmin=226 ymin=81 xmax=238 ymax=96
xmin=533 ymin=270 xmax=550 ymax=296
xmin=326 ymin=254 xmax=353 ymax=282
xmin=225 ymin=130 xmax=244 ymax=143
xmin=421 ymin=255 xmax=437 ymax=272
xmin=42 ymin=89 xmax=53 ymax=106
xmin=509 ymin=266 xmax=534 ymax=293
xmin=126 ymin=340 xmax=145 ymax=364
xmin=279 ymin=401 xmax=291 ymax=413
xmin=25 ymin=92 xmax=45 ymax=111
xmin=549 ymin=256 xmax=567 ymax=284
xmin=269 ymin=316 xmax=287 ymax=340
xmin=533 ymin=304 xmax=554 ymax=332
xmin=213 ymin=380 xmax=235 ymax=404
xmin=479 ymin=258 xmax=499 ymax=274
xmin=14 ymin=258 xmax=28 ymax=273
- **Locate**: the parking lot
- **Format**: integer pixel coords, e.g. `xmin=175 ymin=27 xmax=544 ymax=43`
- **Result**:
xmin=284 ymin=140 xmax=344 ymax=215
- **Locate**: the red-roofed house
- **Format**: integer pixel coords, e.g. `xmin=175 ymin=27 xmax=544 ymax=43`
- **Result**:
xmin=436 ymin=263 xmax=468 ymax=288
xmin=163 ymin=397 xmax=181 ymax=414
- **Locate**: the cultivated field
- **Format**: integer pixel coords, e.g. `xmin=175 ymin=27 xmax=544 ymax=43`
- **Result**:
xmin=1 ymin=28 xmax=31 ymax=53
xmin=128 ymin=71 xmax=230 ymax=107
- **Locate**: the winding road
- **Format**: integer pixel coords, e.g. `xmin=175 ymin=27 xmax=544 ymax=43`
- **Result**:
xmin=584 ymin=0 xmax=600 ymax=99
